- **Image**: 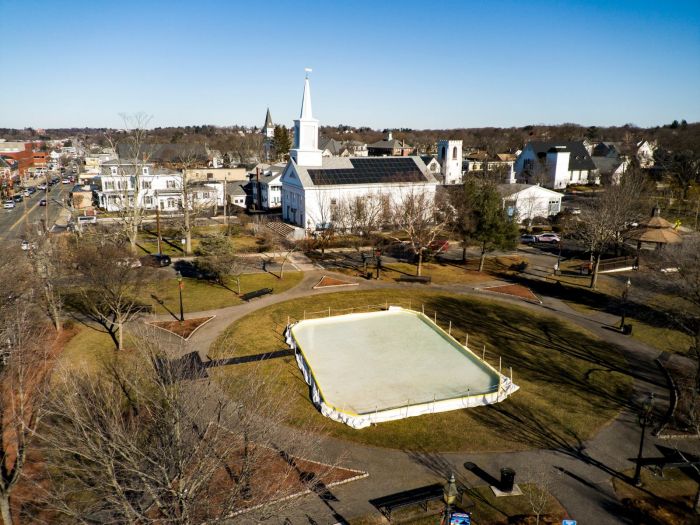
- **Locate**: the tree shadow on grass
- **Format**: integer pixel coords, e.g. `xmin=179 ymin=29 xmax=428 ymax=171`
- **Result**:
xmin=425 ymin=295 xmax=653 ymax=413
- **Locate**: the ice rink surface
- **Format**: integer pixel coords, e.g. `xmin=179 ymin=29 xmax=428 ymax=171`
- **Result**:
xmin=291 ymin=309 xmax=500 ymax=415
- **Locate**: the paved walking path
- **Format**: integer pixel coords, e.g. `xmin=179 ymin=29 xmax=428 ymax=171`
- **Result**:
xmin=146 ymin=265 xmax=698 ymax=524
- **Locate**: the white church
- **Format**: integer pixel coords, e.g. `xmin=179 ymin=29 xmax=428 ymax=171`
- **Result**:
xmin=280 ymin=74 xmax=439 ymax=231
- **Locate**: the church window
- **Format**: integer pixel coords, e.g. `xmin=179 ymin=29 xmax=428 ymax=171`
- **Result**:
xmin=452 ymin=147 xmax=457 ymax=160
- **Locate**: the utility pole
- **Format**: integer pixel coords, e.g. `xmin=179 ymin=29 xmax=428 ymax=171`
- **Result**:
xmin=156 ymin=201 xmax=162 ymax=255
xmin=223 ymin=176 xmax=228 ymax=227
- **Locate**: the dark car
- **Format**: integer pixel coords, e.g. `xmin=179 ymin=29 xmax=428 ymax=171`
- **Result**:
xmin=27 ymin=187 xmax=36 ymax=194
xmin=139 ymin=253 xmax=172 ymax=267
xmin=520 ymin=234 xmax=537 ymax=244
xmin=39 ymin=199 xmax=47 ymax=206
xmin=13 ymin=194 xmax=23 ymax=203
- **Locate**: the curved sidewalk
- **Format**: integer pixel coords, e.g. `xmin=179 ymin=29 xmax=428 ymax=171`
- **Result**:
xmin=150 ymin=269 xmax=697 ymax=524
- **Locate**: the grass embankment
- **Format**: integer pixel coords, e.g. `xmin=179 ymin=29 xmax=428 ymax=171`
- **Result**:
xmin=145 ymin=272 xmax=303 ymax=315
xmin=504 ymin=264 xmax=692 ymax=356
xmin=332 ymin=255 xmax=524 ymax=285
xmin=612 ymin=468 xmax=700 ymax=524
xmin=209 ymin=289 xmax=633 ymax=452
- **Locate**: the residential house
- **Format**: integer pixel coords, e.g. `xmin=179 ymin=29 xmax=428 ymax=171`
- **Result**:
xmin=249 ymin=162 xmax=286 ymax=210
xmin=498 ymin=184 xmax=563 ymax=223
xmin=226 ymin=181 xmax=251 ymax=209
xmin=185 ymin=167 xmax=248 ymax=182
xmin=367 ymin=132 xmax=414 ymax=156
xmin=280 ymin=76 xmax=437 ymax=231
xmin=96 ymin=160 xmax=183 ymax=212
xmin=635 ymin=140 xmax=656 ymax=168
xmin=514 ymin=141 xmax=597 ymax=189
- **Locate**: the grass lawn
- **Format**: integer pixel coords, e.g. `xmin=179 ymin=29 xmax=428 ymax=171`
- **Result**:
xmin=332 ymin=256 xmax=524 ymax=286
xmin=144 ymin=271 xmax=303 ymax=315
xmin=209 ymin=289 xmax=633 ymax=452
xmin=612 ymin=468 xmax=699 ymax=524
xmin=57 ymin=325 xmax=116 ymax=374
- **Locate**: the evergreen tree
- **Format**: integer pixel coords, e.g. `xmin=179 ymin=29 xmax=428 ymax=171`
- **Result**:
xmin=273 ymin=125 xmax=291 ymax=160
xmin=448 ymin=180 xmax=518 ymax=271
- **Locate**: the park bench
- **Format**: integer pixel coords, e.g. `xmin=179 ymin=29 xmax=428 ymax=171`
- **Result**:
xmin=396 ymin=275 xmax=432 ymax=284
xmin=369 ymin=483 xmax=445 ymax=520
xmin=241 ymin=287 xmax=273 ymax=301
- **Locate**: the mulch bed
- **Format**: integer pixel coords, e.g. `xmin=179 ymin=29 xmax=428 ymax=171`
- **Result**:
xmin=480 ymin=284 xmax=541 ymax=303
xmin=313 ymin=275 xmax=359 ymax=289
xmin=149 ymin=316 xmax=214 ymax=340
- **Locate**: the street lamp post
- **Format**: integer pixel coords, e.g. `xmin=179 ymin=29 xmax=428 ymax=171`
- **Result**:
xmin=619 ymin=277 xmax=632 ymax=330
xmin=633 ymin=392 xmax=655 ymax=486
xmin=176 ymin=271 xmax=184 ymax=322
xmin=443 ymin=473 xmax=458 ymax=522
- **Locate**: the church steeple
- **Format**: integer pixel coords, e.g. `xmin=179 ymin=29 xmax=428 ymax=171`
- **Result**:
xmin=263 ymin=108 xmax=274 ymax=139
xmin=290 ymin=70 xmax=322 ymax=167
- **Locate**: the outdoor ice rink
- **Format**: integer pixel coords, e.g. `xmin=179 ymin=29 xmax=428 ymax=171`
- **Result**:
xmin=289 ymin=308 xmax=513 ymax=425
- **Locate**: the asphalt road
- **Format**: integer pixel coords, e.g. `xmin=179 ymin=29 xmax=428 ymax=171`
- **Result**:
xmin=0 ymin=180 xmax=69 ymax=244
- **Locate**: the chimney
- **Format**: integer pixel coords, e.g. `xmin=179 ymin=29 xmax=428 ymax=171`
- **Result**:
xmin=255 ymin=167 xmax=262 ymax=210
xmin=387 ymin=131 xmax=393 ymax=141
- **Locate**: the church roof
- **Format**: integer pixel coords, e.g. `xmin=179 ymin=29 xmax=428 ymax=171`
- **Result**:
xmin=289 ymin=156 xmax=437 ymax=187
xmin=263 ymin=108 xmax=273 ymax=129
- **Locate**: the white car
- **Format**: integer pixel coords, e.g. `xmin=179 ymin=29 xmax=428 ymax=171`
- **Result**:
xmin=536 ymin=232 xmax=561 ymax=243
xmin=3 ymin=200 xmax=15 ymax=209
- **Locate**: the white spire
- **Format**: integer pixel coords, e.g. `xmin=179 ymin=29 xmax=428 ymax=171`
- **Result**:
xmin=300 ymin=77 xmax=313 ymax=119
xmin=291 ymin=70 xmax=322 ymax=167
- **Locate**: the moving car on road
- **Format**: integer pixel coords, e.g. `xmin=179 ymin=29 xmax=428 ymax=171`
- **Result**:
xmin=3 ymin=200 xmax=15 ymax=209
xmin=39 ymin=199 xmax=47 ymax=206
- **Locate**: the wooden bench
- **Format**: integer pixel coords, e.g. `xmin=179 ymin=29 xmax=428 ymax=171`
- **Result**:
xmin=240 ymin=287 xmax=273 ymax=301
xmin=396 ymin=275 xmax=432 ymax=284
xmin=369 ymin=483 xmax=445 ymax=520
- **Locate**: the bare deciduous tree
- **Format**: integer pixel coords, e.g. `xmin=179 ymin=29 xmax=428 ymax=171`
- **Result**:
xmin=522 ymin=464 xmax=555 ymax=525
xmin=391 ymin=189 xmax=450 ymax=276
xmin=336 ymin=193 xmax=385 ymax=252
xmin=0 ymin=301 xmax=50 ymax=525
xmin=65 ymin=239 xmax=151 ymax=350
xmin=105 ymin=113 xmax=153 ymax=253
xmin=35 ymin=330 xmax=334 ymax=523
xmin=196 ymin=234 xmax=246 ymax=293
xmin=578 ymin=174 xmax=648 ymax=289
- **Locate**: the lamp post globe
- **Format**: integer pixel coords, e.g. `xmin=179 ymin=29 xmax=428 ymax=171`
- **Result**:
xmin=443 ymin=473 xmax=458 ymax=519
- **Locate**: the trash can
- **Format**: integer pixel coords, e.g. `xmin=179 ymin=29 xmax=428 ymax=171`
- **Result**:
xmin=622 ymin=324 xmax=633 ymax=335
xmin=500 ymin=468 xmax=516 ymax=492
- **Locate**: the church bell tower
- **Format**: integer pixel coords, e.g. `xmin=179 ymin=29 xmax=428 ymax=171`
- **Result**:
xmin=290 ymin=70 xmax=322 ymax=167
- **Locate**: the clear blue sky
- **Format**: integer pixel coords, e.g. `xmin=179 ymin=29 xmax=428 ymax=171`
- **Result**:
xmin=1 ymin=0 xmax=699 ymax=130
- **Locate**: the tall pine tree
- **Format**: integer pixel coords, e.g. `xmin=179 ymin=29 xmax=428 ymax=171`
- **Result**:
xmin=273 ymin=125 xmax=291 ymax=161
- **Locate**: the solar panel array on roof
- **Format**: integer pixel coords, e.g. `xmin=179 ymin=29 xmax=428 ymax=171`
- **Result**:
xmin=307 ymin=158 xmax=426 ymax=185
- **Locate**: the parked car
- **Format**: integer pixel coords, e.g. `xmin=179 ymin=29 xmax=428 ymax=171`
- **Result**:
xmin=27 ymin=187 xmax=36 ymax=194
xmin=536 ymin=233 xmax=561 ymax=243
xmin=37 ymin=184 xmax=47 ymax=191
xmin=140 ymin=253 xmax=172 ymax=267
xmin=77 ymin=215 xmax=97 ymax=225
xmin=520 ymin=234 xmax=537 ymax=244
xmin=3 ymin=200 xmax=15 ymax=209
xmin=61 ymin=178 xmax=71 ymax=184
xmin=13 ymin=194 xmax=23 ymax=203
xmin=39 ymin=199 xmax=47 ymax=206
xmin=427 ymin=239 xmax=450 ymax=254
xmin=20 ymin=240 xmax=36 ymax=251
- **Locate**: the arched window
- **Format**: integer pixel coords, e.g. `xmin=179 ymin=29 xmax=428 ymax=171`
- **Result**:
xmin=452 ymin=147 xmax=457 ymax=160
xmin=441 ymin=146 xmax=447 ymax=160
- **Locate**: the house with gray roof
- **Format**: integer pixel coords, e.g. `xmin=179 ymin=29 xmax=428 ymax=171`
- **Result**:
xmin=514 ymin=141 xmax=597 ymax=189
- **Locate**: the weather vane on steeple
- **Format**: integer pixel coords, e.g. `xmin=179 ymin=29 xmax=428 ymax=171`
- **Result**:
xmin=304 ymin=67 xmax=312 ymax=78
